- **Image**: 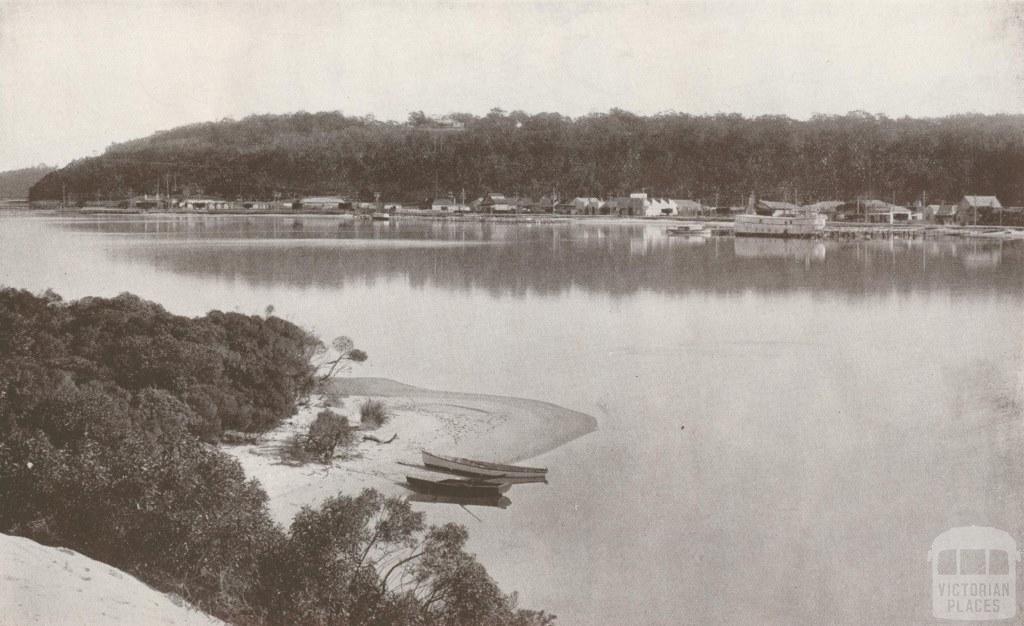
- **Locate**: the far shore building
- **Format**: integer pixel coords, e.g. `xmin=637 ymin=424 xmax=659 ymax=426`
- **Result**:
xmin=568 ymin=197 xmax=604 ymax=215
xmin=925 ymin=204 xmax=958 ymax=224
xmin=430 ymin=197 xmax=468 ymax=212
xmin=124 ymin=195 xmax=160 ymax=210
xmin=182 ymin=198 xmax=231 ymax=211
xmin=478 ymin=193 xmax=516 ymax=213
xmin=605 ymin=193 xmax=678 ymax=217
xmin=861 ymin=200 xmax=912 ymax=224
xmin=297 ymin=196 xmax=351 ymax=211
xmin=957 ymin=195 xmax=1002 ymax=225
xmin=752 ymin=199 xmax=801 ymax=216
xmin=240 ymin=200 xmax=273 ymax=210
xmin=673 ymin=199 xmax=704 ymax=216
xmin=803 ymin=200 xmax=844 ymax=218
xmin=645 ymin=197 xmax=678 ymax=216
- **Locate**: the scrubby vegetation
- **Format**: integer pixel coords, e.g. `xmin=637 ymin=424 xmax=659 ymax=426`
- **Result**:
xmin=0 ymin=288 xmax=320 ymax=438
xmin=0 ymin=288 xmax=551 ymax=625
xmin=29 ymin=110 xmax=1024 ymax=206
xmin=306 ymin=409 xmax=355 ymax=462
xmin=360 ymin=399 xmax=390 ymax=429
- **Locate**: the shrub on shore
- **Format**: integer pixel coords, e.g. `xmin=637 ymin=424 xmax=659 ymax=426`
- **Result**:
xmin=0 ymin=288 xmax=551 ymax=625
xmin=306 ymin=409 xmax=354 ymax=462
xmin=360 ymin=398 xmax=390 ymax=428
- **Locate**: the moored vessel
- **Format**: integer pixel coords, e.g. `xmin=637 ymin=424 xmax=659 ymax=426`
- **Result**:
xmin=734 ymin=212 xmax=825 ymax=238
xmin=422 ymin=450 xmax=548 ymax=478
xmin=405 ymin=476 xmax=511 ymax=498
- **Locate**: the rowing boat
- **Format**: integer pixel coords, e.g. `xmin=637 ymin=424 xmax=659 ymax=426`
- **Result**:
xmin=422 ymin=450 xmax=548 ymax=478
xmin=405 ymin=476 xmax=511 ymax=498
xmin=666 ymin=222 xmax=705 ymax=235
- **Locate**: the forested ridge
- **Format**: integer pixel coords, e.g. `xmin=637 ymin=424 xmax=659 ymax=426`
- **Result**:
xmin=29 ymin=110 xmax=1024 ymax=206
xmin=1 ymin=165 xmax=55 ymax=199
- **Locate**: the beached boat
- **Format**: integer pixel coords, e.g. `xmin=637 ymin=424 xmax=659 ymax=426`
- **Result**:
xmin=734 ymin=211 xmax=826 ymax=238
xmin=405 ymin=476 xmax=511 ymax=498
xmin=666 ymin=222 xmax=705 ymax=235
xmin=422 ymin=450 xmax=548 ymax=478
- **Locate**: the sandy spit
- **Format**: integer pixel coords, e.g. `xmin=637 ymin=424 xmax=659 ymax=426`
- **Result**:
xmin=223 ymin=377 xmax=598 ymax=525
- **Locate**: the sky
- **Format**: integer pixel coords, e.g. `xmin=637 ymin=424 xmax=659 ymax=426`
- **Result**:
xmin=1 ymin=0 xmax=1023 ymax=171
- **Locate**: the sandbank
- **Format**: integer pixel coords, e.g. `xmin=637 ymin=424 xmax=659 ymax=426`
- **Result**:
xmin=223 ymin=377 xmax=597 ymax=525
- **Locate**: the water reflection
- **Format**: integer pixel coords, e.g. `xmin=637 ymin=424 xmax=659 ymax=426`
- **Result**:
xmin=53 ymin=216 xmax=1022 ymax=298
xmin=406 ymin=493 xmax=512 ymax=509
xmin=734 ymin=237 xmax=826 ymax=262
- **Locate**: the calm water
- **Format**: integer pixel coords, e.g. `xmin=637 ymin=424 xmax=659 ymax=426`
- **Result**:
xmin=2 ymin=213 xmax=1023 ymax=624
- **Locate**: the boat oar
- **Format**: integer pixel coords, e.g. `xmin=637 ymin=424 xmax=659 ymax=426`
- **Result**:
xmin=460 ymin=505 xmax=483 ymax=522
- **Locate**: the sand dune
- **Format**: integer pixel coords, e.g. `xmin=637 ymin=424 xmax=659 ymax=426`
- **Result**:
xmin=0 ymin=533 xmax=221 ymax=625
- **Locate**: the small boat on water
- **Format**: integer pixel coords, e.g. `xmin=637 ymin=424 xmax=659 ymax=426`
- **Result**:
xmin=422 ymin=450 xmax=548 ymax=478
xmin=666 ymin=222 xmax=705 ymax=235
xmin=406 ymin=476 xmax=511 ymax=498
xmin=371 ymin=211 xmax=393 ymax=221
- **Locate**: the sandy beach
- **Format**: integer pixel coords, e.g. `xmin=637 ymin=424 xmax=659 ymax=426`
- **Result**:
xmin=223 ymin=377 xmax=598 ymax=525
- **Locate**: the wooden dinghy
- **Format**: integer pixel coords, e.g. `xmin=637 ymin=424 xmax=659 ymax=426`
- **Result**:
xmin=405 ymin=476 xmax=511 ymax=498
xmin=422 ymin=450 xmax=548 ymax=479
xmin=666 ymin=222 xmax=705 ymax=235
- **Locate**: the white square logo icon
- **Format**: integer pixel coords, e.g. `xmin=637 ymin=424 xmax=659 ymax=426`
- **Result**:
xmin=929 ymin=526 xmax=1019 ymax=621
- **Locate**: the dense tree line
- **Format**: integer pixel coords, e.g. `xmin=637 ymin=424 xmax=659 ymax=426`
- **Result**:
xmin=0 ymin=289 xmax=551 ymax=625
xmin=0 ymin=290 xmax=319 ymax=436
xmin=28 ymin=110 xmax=1024 ymax=206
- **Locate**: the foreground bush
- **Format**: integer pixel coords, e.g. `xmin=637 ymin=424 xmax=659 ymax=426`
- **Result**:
xmin=0 ymin=288 xmax=552 ymax=624
xmin=306 ymin=409 xmax=354 ymax=462
xmin=360 ymin=398 xmax=390 ymax=428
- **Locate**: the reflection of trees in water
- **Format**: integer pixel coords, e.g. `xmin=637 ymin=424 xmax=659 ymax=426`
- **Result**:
xmin=76 ymin=217 xmax=1024 ymax=298
xmin=107 ymin=231 xmax=1024 ymax=299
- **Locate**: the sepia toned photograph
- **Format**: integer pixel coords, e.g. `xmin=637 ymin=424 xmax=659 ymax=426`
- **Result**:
xmin=1 ymin=1 xmax=1023 ymax=624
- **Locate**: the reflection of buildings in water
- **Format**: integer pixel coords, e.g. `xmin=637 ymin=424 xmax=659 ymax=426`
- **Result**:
xmin=628 ymin=226 xmax=706 ymax=256
xmin=962 ymin=245 xmax=1002 ymax=269
xmin=733 ymin=237 xmax=826 ymax=261
xmin=86 ymin=216 xmax=1024 ymax=297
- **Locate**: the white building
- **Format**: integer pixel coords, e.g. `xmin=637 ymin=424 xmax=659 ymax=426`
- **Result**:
xmin=645 ymin=197 xmax=678 ymax=216
xmin=299 ymin=196 xmax=350 ymax=211
xmin=182 ymin=198 xmax=230 ymax=211
xmin=431 ymin=197 xmax=468 ymax=212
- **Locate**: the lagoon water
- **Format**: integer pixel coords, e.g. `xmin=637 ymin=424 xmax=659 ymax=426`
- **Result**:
xmin=2 ymin=213 xmax=1023 ymax=624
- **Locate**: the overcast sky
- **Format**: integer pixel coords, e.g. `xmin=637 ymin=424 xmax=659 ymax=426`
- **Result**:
xmin=1 ymin=1 xmax=1022 ymax=171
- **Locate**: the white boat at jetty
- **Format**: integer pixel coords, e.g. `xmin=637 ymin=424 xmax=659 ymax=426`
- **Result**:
xmin=734 ymin=211 xmax=826 ymax=238
xmin=422 ymin=450 xmax=548 ymax=478
xmin=666 ymin=222 xmax=705 ymax=235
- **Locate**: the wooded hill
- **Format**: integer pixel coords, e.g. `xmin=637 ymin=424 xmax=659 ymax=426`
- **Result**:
xmin=1 ymin=164 xmax=55 ymax=199
xmin=29 ymin=110 xmax=1024 ymax=206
